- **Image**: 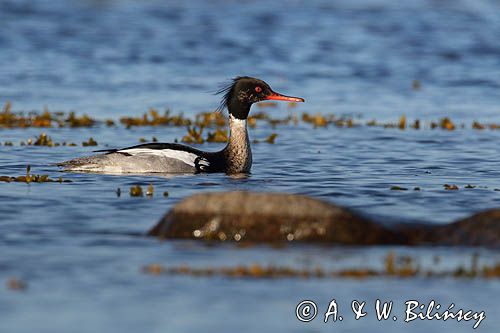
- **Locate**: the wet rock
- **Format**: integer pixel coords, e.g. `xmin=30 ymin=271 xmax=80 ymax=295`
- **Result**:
xmin=430 ymin=209 xmax=500 ymax=247
xmin=149 ymin=192 xmax=500 ymax=247
xmin=397 ymin=209 xmax=500 ymax=247
xmin=148 ymin=191 xmax=401 ymax=245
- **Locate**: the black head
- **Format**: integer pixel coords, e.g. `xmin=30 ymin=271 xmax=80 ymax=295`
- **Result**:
xmin=216 ymin=76 xmax=305 ymax=119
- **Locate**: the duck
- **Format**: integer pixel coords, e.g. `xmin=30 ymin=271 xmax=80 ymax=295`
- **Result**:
xmin=58 ymin=76 xmax=304 ymax=174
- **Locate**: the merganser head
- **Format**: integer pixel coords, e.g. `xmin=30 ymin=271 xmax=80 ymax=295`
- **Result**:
xmin=216 ymin=76 xmax=305 ymax=120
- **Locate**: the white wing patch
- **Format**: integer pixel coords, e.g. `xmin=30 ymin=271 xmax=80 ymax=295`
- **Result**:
xmin=117 ymin=148 xmax=202 ymax=167
xmin=196 ymin=156 xmax=210 ymax=171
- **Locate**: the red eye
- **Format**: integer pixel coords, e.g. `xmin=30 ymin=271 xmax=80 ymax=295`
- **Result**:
xmin=255 ymin=86 xmax=262 ymax=93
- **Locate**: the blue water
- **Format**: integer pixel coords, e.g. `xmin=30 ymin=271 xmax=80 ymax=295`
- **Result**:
xmin=0 ymin=0 xmax=500 ymax=332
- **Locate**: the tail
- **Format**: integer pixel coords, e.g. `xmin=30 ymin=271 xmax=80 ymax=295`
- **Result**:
xmin=55 ymin=155 xmax=104 ymax=170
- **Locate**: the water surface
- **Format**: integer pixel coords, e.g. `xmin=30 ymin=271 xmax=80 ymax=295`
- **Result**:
xmin=1 ymin=0 xmax=499 ymax=332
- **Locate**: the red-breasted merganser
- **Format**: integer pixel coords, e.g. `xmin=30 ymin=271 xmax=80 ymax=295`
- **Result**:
xmin=58 ymin=76 xmax=304 ymax=174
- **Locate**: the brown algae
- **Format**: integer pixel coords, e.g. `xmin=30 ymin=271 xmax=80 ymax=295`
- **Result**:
xmin=6 ymin=278 xmax=28 ymax=291
xmin=2 ymin=102 xmax=500 ymax=132
xmin=142 ymin=253 xmax=500 ymax=280
xmin=129 ymin=185 xmax=144 ymax=197
xmin=0 ymin=102 xmax=95 ymax=128
xmin=82 ymin=137 xmax=98 ymax=146
xmin=0 ymin=165 xmax=72 ymax=183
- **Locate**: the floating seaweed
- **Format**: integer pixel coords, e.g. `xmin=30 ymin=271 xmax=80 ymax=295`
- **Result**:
xmin=130 ymin=185 xmax=143 ymax=197
xmin=268 ymin=115 xmax=294 ymax=128
xmin=0 ymin=165 xmax=72 ymax=183
xmin=182 ymin=126 xmax=204 ymax=144
xmin=398 ymin=115 xmax=406 ymax=129
xmin=143 ymin=264 xmax=165 ymax=275
xmin=412 ymin=79 xmax=422 ymax=91
xmin=302 ymin=112 xmax=328 ymax=127
xmin=139 ymin=136 xmax=158 ymax=143
xmin=126 ymin=184 xmax=167 ymax=198
xmin=6 ymin=278 xmax=27 ymax=291
xmin=2 ymin=102 xmax=500 ymax=131
xmin=5 ymin=134 xmax=81 ymax=147
xmin=440 ymin=117 xmax=455 ymax=131
xmin=120 ymin=109 xmax=191 ymax=128
xmin=412 ymin=119 xmax=420 ymax=129
xmin=142 ymin=253 xmax=500 ymax=280
xmin=206 ymin=128 xmax=228 ymax=143
xmin=0 ymin=102 xmax=96 ymax=128
xmin=0 ymin=102 xmax=51 ymax=128
xmin=194 ymin=112 xmax=226 ymax=127
xmin=146 ymin=184 xmax=154 ymax=197
xmin=65 ymin=112 xmax=95 ymax=127
xmin=265 ymin=133 xmax=278 ymax=144
xmin=253 ymin=133 xmax=278 ymax=144
xmin=34 ymin=133 xmax=54 ymax=146
xmin=390 ymin=186 xmax=408 ymax=191
xmin=385 ymin=251 xmax=418 ymax=277
xmin=256 ymin=102 xmax=278 ymax=109
xmin=472 ymin=121 xmax=485 ymax=130
xmin=82 ymin=137 xmax=98 ymax=146
xmin=249 ymin=111 xmax=271 ymax=120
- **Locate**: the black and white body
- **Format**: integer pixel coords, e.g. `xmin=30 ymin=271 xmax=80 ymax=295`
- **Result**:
xmin=58 ymin=77 xmax=304 ymax=174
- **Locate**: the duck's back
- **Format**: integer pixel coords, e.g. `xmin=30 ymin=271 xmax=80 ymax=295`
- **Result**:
xmin=58 ymin=143 xmax=212 ymax=174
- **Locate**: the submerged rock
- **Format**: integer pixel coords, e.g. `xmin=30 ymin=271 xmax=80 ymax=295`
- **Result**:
xmin=148 ymin=191 xmax=401 ymax=245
